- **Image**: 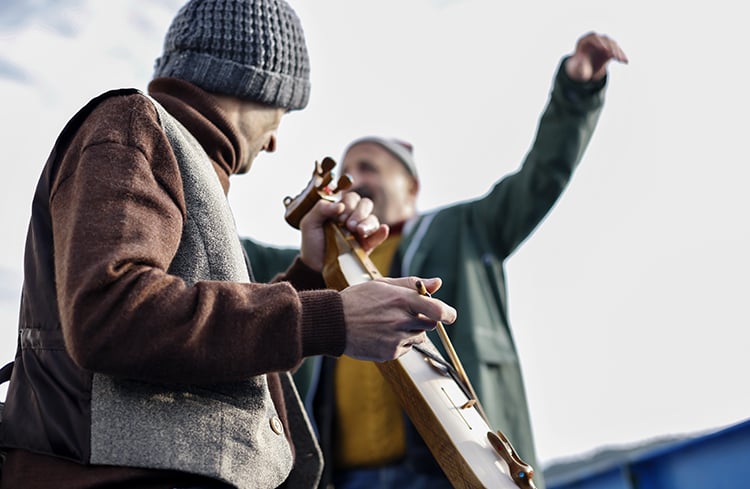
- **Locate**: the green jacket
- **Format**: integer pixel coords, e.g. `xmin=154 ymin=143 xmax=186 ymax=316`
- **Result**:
xmin=243 ymin=58 xmax=607 ymax=484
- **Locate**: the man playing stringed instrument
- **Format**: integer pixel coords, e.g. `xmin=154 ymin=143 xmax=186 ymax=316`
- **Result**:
xmin=0 ymin=1 xmax=457 ymax=488
xmin=244 ymin=31 xmax=628 ymax=489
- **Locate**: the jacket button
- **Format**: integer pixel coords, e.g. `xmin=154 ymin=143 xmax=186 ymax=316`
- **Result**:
xmin=270 ymin=416 xmax=284 ymax=435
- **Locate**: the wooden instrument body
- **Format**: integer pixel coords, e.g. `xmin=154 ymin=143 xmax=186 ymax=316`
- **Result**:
xmin=328 ymin=225 xmax=519 ymax=488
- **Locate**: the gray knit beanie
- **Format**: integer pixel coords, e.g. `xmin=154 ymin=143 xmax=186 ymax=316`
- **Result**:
xmin=153 ymin=0 xmax=310 ymax=111
xmin=345 ymin=136 xmax=419 ymax=180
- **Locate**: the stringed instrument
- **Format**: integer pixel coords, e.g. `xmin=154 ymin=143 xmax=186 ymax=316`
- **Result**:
xmin=284 ymin=157 xmax=535 ymax=489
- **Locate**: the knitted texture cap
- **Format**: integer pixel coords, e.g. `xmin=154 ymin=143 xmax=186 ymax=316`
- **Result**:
xmin=153 ymin=0 xmax=310 ymax=111
xmin=345 ymin=136 xmax=418 ymax=180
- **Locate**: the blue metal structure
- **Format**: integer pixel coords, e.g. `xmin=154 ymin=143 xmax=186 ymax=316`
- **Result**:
xmin=545 ymin=418 xmax=750 ymax=489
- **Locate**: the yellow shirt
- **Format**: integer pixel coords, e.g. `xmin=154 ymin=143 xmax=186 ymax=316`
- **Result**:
xmin=333 ymin=233 xmax=406 ymax=468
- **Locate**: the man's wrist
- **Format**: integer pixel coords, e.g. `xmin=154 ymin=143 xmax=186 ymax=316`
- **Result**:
xmin=555 ymin=55 xmax=607 ymax=109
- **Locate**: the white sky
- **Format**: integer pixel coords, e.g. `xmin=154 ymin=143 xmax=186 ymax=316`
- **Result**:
xmin=0 ymin=0 xmax=748 ymax=467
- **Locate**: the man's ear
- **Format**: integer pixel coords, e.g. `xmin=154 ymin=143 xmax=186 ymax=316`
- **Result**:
xmin=409 ymin=176 xmax=420 ymax=197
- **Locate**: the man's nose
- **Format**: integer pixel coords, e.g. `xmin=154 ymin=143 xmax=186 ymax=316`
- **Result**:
xmin=264 ymin=134 xmax=277 ymax=153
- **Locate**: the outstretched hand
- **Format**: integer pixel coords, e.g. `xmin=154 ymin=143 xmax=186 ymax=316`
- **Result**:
xmin=565 ymin=32 xmax=628 ymax=82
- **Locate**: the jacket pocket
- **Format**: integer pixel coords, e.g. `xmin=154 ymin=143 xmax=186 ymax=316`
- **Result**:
xmin=474 ymin=325 xmax=519 ymax=366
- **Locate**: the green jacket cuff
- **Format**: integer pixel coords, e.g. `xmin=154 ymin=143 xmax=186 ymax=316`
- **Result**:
xmin=554 ymin=55 xmax=607 ymax=113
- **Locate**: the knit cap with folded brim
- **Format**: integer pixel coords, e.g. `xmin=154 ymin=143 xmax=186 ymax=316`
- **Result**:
xmin=344 ymin=136 xmax=419 ymax=181
xmin=153 ymin=0 xmax=310 ymax=111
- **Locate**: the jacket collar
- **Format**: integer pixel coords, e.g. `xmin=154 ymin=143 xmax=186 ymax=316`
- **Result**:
xmin=147 ymin=77 xmax=243 ymax=192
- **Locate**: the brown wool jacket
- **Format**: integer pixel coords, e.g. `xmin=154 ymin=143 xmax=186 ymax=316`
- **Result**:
xmin=0 ymin=78 xmax=344 ymax=489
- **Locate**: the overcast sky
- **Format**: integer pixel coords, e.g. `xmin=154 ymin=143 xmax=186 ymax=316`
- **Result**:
xmin=0 ymin=0 xmax=748 ymax=467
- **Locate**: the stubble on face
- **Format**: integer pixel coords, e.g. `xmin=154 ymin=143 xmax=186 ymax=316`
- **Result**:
xmin=213 ymin=93 xmax=285 ymax=175
xmin=236 ymin=106 xmax=285 ymax=173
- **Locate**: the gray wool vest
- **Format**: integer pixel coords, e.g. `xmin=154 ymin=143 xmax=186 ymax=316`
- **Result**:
xmin=87 ymin=95 xmax=320 ymax=489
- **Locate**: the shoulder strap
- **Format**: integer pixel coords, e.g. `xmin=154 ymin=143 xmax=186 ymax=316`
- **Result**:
xmin=0 ymin=361 xmax=13 ymax=385
xmin=1 ymin=361 xmax=13 ymax=436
